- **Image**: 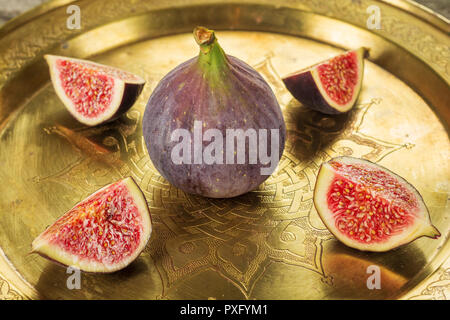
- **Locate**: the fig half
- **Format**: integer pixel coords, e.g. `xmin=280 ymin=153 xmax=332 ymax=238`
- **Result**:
xmin=32 ymin=177 xmax=152 ymax=273
xmin=45 ymin=55 xmax=145 ymax=126
xmin=282 ymin=48 xmax=368 ymax=114
xmin=314 ymin=156 xmax=440 ymax=252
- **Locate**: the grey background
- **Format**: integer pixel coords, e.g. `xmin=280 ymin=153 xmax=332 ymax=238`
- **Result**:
xmin=0 ymin=0 xmax=448 ymax=26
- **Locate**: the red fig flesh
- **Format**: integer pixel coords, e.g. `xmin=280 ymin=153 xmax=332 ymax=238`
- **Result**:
xmin=45 ymin=55 xmax=145 ymax=126
xmin=32 ymin=177 xmax=152 ymax=273
xmin=283 ymin=48 xmax=367 ymax=114
xmin=314 ymin=157 xmax=440 ymax=252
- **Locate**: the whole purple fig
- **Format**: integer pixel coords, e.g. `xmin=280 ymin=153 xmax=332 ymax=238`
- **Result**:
xmin=143 ymin=27 xmax=286 ymax=198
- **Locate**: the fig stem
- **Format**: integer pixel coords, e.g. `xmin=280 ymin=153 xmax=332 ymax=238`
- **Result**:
xmin=194 ymin=26 xmax=216 ymax=48
xmin=426 ymin=224 xmax=441 ymax=239
xmin=193 ymin=26 xmax=229 ymax=74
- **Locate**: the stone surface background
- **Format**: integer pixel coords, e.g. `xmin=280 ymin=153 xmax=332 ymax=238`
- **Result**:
xmin=0 ymin=0 xmax=448 ymax=26
xmin=0 ymin=0 xmax=47 ymax=25
xmin=418 ymin=0 xmax=450 ymax=18
xmin=415 ymin=0 xmax=450 ymax=18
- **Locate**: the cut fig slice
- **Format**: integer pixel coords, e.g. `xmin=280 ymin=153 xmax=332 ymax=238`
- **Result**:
xmin=282 ymin=48 xmax=367 ymax=114
xmin=45 ymin=55 xmax=145 ymax=126
xmin=32 ymin=177 xmax=152 ymax=273
xmin=314 ymin=156 xmax=440 ymax=252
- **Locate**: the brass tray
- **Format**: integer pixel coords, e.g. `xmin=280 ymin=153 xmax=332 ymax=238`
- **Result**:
xmin=0 ymin=0 xmax=448 ymax=300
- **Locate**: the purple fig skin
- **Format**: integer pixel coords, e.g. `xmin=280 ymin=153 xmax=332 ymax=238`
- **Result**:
xmin=64 ymin=81 xmax=144 ymax=125
xmin=106 ymin=82 xmax=144 ymax=122
xmin=283 ymin=72 xmax=342 ymax=115
xmin=143 ymin=28 xmax=286 ymax=198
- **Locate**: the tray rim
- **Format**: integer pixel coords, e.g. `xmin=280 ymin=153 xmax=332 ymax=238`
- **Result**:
xmin=0 ymin=0 xmax=448 ymax=300
xmin=0 ymin=0 xmax=448 ymax=38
